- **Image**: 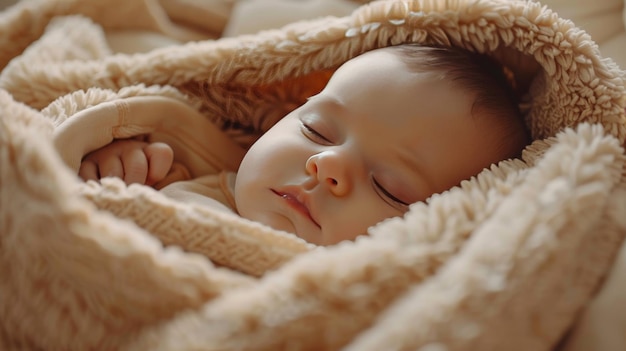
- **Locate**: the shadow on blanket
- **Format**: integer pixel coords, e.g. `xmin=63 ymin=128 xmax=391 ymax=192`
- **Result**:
xmin=0 ymin=0 xmax=625 ymax=350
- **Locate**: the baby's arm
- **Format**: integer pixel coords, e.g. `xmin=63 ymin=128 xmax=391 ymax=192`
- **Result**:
xmin=79 ymin=139 xmax=174 ymax=186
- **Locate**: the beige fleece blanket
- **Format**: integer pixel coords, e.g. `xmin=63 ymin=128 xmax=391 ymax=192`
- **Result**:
xmin=1 ymin=0 xmax=626 ymax=350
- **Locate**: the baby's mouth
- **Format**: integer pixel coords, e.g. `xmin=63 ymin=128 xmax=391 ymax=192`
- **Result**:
xmin=271 ymin=189 xmax=321 ymax=228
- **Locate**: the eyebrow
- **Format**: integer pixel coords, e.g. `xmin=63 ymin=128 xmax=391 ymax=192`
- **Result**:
xmin=305 ymin=94 xmax=351 ymax=124
xmin=307 ymin=94 xmax=345 ymax=110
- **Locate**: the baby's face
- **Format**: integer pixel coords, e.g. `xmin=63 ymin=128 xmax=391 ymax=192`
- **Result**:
xmin=235 ymin=49 xmax=506 ymax=245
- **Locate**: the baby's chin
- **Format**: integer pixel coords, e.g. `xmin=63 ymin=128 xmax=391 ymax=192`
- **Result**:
xmin=239 ymin=210 xmax=314 ymax=244
xmin=270 ymin=220 xmax=320 ymax=245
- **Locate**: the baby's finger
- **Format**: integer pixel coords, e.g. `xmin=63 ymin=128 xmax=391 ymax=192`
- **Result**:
xmin=97 ymin=155 xmax=124 ymax=180
xmin=78 ymin=160 xmax=99 ymax=182
xmin=144 ymin=142 xmax=174 ymax=186
xmin=121 ymin=147 xmax=148 ymax=185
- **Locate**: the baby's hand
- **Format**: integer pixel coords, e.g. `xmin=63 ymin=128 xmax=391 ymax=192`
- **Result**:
xmin=79 ymin=139 xmax=174 ymax=186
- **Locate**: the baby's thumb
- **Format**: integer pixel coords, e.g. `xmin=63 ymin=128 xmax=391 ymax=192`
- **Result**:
xmin=144 ymin=142 xmax=174 ymax=186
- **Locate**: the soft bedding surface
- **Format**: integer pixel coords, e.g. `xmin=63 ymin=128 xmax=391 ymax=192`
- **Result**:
xmin=1 ymin=0 xmax=626 ymax=350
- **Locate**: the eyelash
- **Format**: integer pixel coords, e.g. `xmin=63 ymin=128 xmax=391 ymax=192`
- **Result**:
xmin=373 ymin=177 xmax=409 ymax=208
xmin=302 ymin=123 xmax=332 ymax=144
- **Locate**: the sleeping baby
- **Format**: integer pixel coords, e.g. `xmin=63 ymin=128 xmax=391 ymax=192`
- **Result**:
xmin=79 ymin=44 xmax=530 ymax=245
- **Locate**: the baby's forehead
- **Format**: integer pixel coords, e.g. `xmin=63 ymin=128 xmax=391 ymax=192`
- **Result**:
xmin=334 ymin=49 xmax=408 ymax=75
xmin=332 ymin=49 xmax=472 ymax=95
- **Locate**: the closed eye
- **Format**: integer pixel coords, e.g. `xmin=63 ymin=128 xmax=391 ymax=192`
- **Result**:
xmin=301 ymin=123 xmax=332 ymax=144
xmin=373 ymin=177 xmax=409 ymax=209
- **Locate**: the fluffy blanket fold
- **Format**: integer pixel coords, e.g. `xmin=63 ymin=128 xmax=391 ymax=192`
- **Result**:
xmin=1 ymin=0 xmax=626 ymax=350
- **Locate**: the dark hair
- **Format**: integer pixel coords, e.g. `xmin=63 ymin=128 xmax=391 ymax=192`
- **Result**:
xmin=388 ymin=44 xmax=530 ymax=159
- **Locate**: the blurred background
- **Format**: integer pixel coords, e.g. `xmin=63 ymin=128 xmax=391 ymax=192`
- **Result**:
xmin=0 ymin=0 xmax=15 ymax=9
xmin=0 ymin=0 xmax=623 ymax=68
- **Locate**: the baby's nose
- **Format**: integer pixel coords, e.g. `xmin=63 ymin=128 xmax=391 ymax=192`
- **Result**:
xmin=305 ymin=151 xmax=351 ymax=197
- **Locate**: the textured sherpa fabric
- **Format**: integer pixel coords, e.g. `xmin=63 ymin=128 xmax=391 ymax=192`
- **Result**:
xmin=1 ymin=0 xmax=626 ymax=350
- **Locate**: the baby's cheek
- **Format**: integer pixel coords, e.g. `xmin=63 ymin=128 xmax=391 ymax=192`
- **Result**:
xmin=326 ymin=198 xmax=397 ymax=244
xmin=257 ymin=213 xmax=292 ymax=232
